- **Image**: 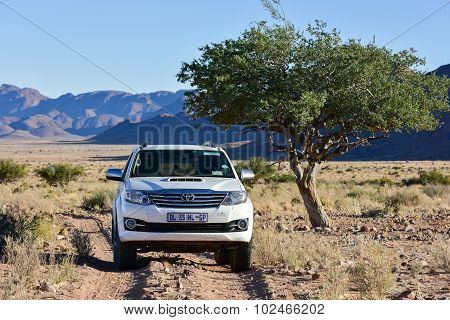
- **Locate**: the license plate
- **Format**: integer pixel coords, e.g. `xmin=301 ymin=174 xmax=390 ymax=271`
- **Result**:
xmin=167 ymin=213 xmax=208 ymax=223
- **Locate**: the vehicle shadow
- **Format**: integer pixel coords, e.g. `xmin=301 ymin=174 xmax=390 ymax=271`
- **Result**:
xmin=240 ymin=269 xmax=272 ymax=299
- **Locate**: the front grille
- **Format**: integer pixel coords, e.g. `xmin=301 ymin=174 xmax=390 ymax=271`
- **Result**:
xmin=148 ymin=192 xmax=227 ymax=208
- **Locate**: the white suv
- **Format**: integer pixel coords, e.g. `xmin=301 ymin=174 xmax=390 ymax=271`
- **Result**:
xmin=106 ymin=144 xmax=255 ymax=272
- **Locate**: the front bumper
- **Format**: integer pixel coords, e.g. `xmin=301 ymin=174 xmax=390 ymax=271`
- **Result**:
xmin=115 ymin=196 xmax=253 ymax=244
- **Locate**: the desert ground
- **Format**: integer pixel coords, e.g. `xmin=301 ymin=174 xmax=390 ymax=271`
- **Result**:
xmin=0 ymin=140 xmax=448 ymax=300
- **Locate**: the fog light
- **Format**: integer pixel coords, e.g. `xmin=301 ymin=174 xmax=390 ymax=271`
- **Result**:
xmin=237 ymin=219 xmax=248 ymax=230
xmin=125 ymin=218 xmax=137 ymax=230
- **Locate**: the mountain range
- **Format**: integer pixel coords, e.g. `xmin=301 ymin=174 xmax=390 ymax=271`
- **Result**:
xmin=1 ymin=64 xmax=448 ymax=160
xmin=0 ymin=84 xmax=186 ymax=139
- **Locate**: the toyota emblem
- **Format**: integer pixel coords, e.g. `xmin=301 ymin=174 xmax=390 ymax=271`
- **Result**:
xmin=181 ymin=194 xmax=195 ymax=202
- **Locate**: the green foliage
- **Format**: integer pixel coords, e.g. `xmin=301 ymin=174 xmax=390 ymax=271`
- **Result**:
xmin=235 ymin=157 xmax=295 ymax=184
xmin=365 ymin=177 xmax=394 ymax=187
xmin=36 ymin=163 xmax=84 ymax=186
xmin=384 ymin=191 xmax=419 ymax=213
xmin=235 ymin=157 xmax=276 ymax=179
xmin=82 ymin=189 xmax=115 ymax=211
xmin=178 ymin=20 xmax=449 ymax=163
xmin=403 ymin=170 xmax=450 ymax=186
xmin=0 ymin=159 xmax=27 ymax=184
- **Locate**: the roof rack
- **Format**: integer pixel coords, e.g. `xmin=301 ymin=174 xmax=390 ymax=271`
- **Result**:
xmin=140 ymin=141 xmax=148 ymax=149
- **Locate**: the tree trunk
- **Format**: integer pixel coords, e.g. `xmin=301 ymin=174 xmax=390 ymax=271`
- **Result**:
xmin=285 ymin=133 xmax=330 ymax=228
xmin=295 ymin=163 xmax=330 ymax=228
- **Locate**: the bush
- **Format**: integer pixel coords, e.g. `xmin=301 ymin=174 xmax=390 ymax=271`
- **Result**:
xmin=0 ymin=206 xmax=38 ymax=253
xmin=234 ymin=157 xmax=276 ymax=180
xmin=423 ymin=185 xmax=447 ymax=198
xmin=384 ymin=191 xmax=419 ymax=213
xmin=36 ymin=163 xmax=84 ymax=186
xmin=70 ymin=230 xmax=92 ymax=262
xmin=349 ymin=242 xmax=396 ymax=299
xmin=403 ymin=170 xmax=450 ymax=186
xmin=365 ymin=177 xmax=394 ymax=187
xmin=265 ymin=173 xmax=296 ymax=183
xmin=430 ymin=241 xmax=450 ymax=272
xmin=0 ymin=237 xmax=41 ymax=299
xmin=0 ymin=159 xmax=27 ymax=184
xmin=81 ymin=189 xmax=115 ymax=211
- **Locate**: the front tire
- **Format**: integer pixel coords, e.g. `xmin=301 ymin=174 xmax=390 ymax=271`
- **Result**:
xmin=230 ymin=242 xmax=252 ymax=272
xmin=214 ymin=249 xmax=231 ymax=266
xmin=112 ymin=217 xmax=137 ymax=271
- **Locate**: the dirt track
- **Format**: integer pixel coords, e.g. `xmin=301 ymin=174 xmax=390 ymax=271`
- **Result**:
xmin=57 ymin=212 xmax=279 ymax=300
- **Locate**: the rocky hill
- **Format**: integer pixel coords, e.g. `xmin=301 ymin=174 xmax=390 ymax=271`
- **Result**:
xmin=0 ymin=85 xmax=186 ymax=139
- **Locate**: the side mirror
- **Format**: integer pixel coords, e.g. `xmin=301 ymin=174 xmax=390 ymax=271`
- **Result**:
xmin=106 ymin=168 xmax=123 ymax=181
xmin=240 ymin=169 xmax=255 ymax=181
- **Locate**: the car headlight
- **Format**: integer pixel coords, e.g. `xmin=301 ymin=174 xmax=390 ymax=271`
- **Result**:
xmin=125 ymin=190 xmax=152 ymax=205
xmin=221 ymin=191 xmax=247 ymax=206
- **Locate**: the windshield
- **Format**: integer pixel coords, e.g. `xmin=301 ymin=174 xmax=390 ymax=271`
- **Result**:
xmin=130 ymin=149 xmax=236 ymax=178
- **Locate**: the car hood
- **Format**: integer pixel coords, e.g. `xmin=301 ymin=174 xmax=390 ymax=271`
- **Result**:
xmin=126 ymin=177 xmax=243 ymax=192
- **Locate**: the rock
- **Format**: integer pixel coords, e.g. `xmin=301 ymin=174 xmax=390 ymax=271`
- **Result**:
xmin=311 ymin=273 xmax=320 ymax=280
xmin=405 ymin=225 xmax=415 ymax=232
xmin=149 ymin=261 xmax=165 ymax=272
xmin=295 ymin=225 xmax=310 ymax=232
xmin=276 ymin=222 xmax=289 ymax=232
xmin=360 ymin=225 xmax=369 ymax=232
xmin=323 ymin=227 xmax=332 ymax=232
xmin=38 ymin=281 xmax=57 ymax=294
xmin=56 ymin=235 xmax=65 ymax=240
xmin=371 ymin=226 xmax=378 ymax=232
xmin=177 ymin=278 xmax=183 ymax=289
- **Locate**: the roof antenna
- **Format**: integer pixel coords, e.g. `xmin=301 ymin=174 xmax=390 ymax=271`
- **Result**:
xmin=141 ymin=141 xmax=148 ymax=149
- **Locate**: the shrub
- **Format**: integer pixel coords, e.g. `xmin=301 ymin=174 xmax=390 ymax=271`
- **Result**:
xmin=403 ymin=170 xmax=450 ymax=186
xmin=70 ymin=230 xmax=92 ymax=262
xmin=81 ymin=189 xmax=115 ymax=211
xmin=0 ymin=159 xmax=27 ymax=184
xmin=36 ymin=163 xmax=84 ymax=186
xmin=423 ymin=185 xmax=447 ymax=198
xmin=0 ymin=206 xmax=38 ymax=253
xmin=234 ymin=157 xmax=276 ymax=180
xmin=430 ymin=241 xmax=450 ymax=272
xmin=320 ymin=263 xmax=349 ymax=299
xmin=365 ymin=177 xmax=394 ymax=187
xmin=265 ymin=173 xmax=296 ymax=183
xmin=384 ymin=191 xmax=419 ymax=213
xmin=33 ymin=217 xmax=64 ymax=241
xmin=0 ymin=237 xmax=41 ymax=299
xmin=349 ymin=242 xmax=396 ymax=299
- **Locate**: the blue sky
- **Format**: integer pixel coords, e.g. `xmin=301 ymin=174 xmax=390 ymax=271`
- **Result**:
xmin=1 ymin=0 xmax=449 ymax=98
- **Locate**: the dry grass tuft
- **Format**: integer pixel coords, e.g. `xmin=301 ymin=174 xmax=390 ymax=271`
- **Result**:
xmin=252 ymin=228 xmax=342 ymax=270
xmin=70 ymin=230 xmax=93 ymax=262
xmin=430 ymin=240 xmax=450 ymax=272
xmin=349 ymin=241 xmax=396 ymax=299
xmin=320 ymin=263 xmax=349 ymax=300
xmin=0 ymin=237 xmax=41 ymax=299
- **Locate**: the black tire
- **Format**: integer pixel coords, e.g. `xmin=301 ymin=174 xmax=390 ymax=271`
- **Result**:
xmin=214 ymin=249 xmax=231 ymax=266
xmin=112 ymin=217 xmax=137 ymax=271
xmin=230 ymin=242 xmax=252 ymax=272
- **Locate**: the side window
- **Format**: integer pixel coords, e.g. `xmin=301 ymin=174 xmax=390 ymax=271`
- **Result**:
xmin=122 ymin=152 xmax=133 ymax=178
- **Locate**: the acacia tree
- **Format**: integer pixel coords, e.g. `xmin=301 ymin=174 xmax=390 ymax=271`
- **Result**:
xmin=177 ymin=21 xmax=449 ymax=228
